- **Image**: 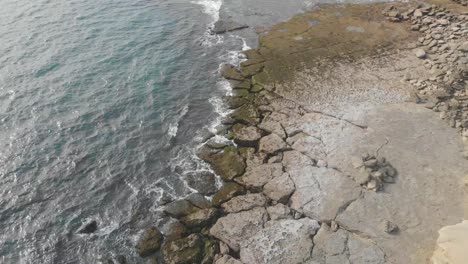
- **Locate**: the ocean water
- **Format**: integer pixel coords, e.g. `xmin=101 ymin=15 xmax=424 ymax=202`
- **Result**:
xmin=0 ymin=0 xmax=380 ymax=262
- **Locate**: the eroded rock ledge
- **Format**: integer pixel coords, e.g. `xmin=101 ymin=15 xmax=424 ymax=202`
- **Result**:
xmin=132 ymin=1 xmax=468 ymax=264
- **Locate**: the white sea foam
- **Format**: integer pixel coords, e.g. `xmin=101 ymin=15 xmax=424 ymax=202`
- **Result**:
xmin=167 ymin=105 xmax=189 ymax=138
xmin=191 ymin=0 xmax=222 ymax=23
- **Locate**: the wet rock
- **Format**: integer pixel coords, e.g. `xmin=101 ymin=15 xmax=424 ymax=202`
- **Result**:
xmin=164 ymin=200 xmax=199 ymax=218
xmin=232 ymin=124 xmax=262 ymax=147
xmin=180 ymin=208 xmax=220 ymax=230
xmin=267 ymin=204 xmax=292 ymax=220
xmin=221 ymin=193 xmax=268 ymax=213
xmin=162 ymin=234 xmax=204 ymax=264
xmin=263 ymin=172 xmax=295 ymax=202
xmin=214 ymin=255 xmax=243 ymax=264
xmin=239 ymin=218 xmax=320 ymax=264
xmin=163 ymin=220 xmax=188 ymax=242
xmin=289 ymin=166 xmax=361 ymax=222
xmin=231 ymin=104 xmax=260 ymax=126
xmin=259 ymin=133 xmax=289 ymax=154
xmin=210 ymin=207 xmax=268 ymax=252
xmin=77 ymin=220 xmax=98 ymax=234
xmin=212 ymin=182 xmax=245 ymax=207
xmin=185 ymin=193 xmax=211 ymax=209
xmin=220 ymin=64 xmax=244 ymax=81
xmin=212 ymin=20 xmax=248 ymax=34
xmin=136 ymin=227 xmax=164 ymax=257
xmin=202 ymin=238 xmax=219 ymax=264
xmin=203 ymin=146 xmax=246 ymax=181
xmin=185 ymin=172 xmax=217 ymax=196
xmin=235 ymin=163 xmax=283 ymax=189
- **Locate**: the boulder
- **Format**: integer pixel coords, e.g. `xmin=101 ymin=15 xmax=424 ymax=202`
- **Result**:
xmin=215 ymin=255 xmax=243 ymax=264
xmin=136 ymin=227 xmax=164 ymax=257
xmin=210 ymin=207 xmax=268 ymax=251
xmin=180 ymin=208 xmax=220 ymax=230
xmin=164 ymin=200 xmax=199 ymax=218
xmin=231 ymin=104 xmax=260 ymax=126
xmin=185 ymin=193 xmax=211 ymax=209
xmin=221 ymin=193 xmax=268 ymax=213
xmin=212 ymin=20 xmax=248 ymax=34
xmin=162 ymin=220 xmax=188 ymax=242
xmin=204 ymin=147 xmax=246 ymax=181
xmin=263 ymin=173 xmax=295 ymax=202
xmin=185 ymin=172 xmax=218 ymax=195
xmin=267 ymin=204 xmax=292 ymax=220
xmin=162 ymin=234 xmax=204 ymax=264
xmin=311 ymin=224 xmax=385 ymax=264
xmin=212 ymin=183 xmax=245 ymax=207
xmin=220 ymin=64 xmax=244 ymax=81
xmin=235 ymin=163 xmax=283 ymax=189
xmin=289 ymin=166 xmax=361 ymax=222
xmin=259 ymin=134 xmax=289 ymax=154
xmin=239 ymin=218 xmax=320 ymax=264
xmin=282 ymin=150 xmax=314 ymax=169
xmin=232 ymin=124 xmax=263 ymax=146
xmin=257 ymin=112 xmax=288 ymax=139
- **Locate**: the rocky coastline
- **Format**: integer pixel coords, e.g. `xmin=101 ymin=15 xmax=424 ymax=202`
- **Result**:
xmin=130 ymin=1 xmax=468 ymax=263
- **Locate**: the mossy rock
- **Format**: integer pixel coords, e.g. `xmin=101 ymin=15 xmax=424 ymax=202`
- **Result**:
xmin=180 ymin=208 xmax=220 ymax=232
xmin=241 ymin=50 xmax=265 ymax=66
xmin=234 ymin=79 xmax=252 ymax=90
xmin=136 ymin=227 xmax=164 ymax=257
xmin=162 ymin=234 xmax=204 ymax=264
xmin=201 ymin=238 xmax=219 ymax=264
xmin=212 ymin=182 xmax=246 ymax=207
xmin=232 ymin=89 xmax=250 ymax=97
xmin=208 ymin=146 xmax=246 ymax=181
xmin=252 ymin=70 xmax=271 ymax=87
xmin=231 ymin=104 xmax=260 ymax=126
xmin=241 ymin=63 xmax=264 ymax=78
xmin=221 ymin=64 xmax=245 ymax=81
xmin=223 ymin=96 xmax=247 ymax=109
xmin=250 ymin=84 xmax=264 ymax=93
xmin=163 ymin=200 xmax=199 ymax=218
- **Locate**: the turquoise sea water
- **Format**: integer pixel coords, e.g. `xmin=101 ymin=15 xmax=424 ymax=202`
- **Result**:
xmin=0 ymin=0 xmax=242 ymax=262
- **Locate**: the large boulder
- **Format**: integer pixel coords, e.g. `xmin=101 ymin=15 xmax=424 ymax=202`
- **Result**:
xmin=210 ymin=207 xmax=268 ymax=252
xmin=257 ymin=112 xmax=288 ymax=139
xmin=232 ymin=124 xmax=263 ymax=147
xmin=185 ymin=171 xmax=218 ymax=195
xmin=267 ymin=204 xmax=292 ymax=220
xmin=289 ymin=166 xmax=361 ymax=222
xmin=235 ymin=163 xmax=283 ymax=189
xmin=212 ymin=183 xmax=245 ymax=207
xmin=203 ymin=147 xmax=246 ymax=181
xmin=220 ymin=64 xmax=245 ymax=81
xmin=221 ymin=193 xmax=268 ymax=213
xmin=164 ymin=200 xmax=199 ymax=218
xmin=136 ymin=227 xmax=164 ymax=257
xmin=259 ymin=134 xmax=289 ymax=154
xmin=239 ymin=218 xmax=320 ymax=264
xmin=215 ymin=255 xmax=243 ymax=264
xmin=311 ymin=224 xmax=386 ymax=264
xmin=263 ymin=172 xmax=295 ymax=202
xmin=180 ymin=208 xmax=220 ymax=230
xmin=162 ymin=234 xmax=204 ymax=264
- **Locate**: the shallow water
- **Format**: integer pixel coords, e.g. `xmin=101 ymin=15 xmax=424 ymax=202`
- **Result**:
xmin=0 ymin=0 xmax=384 ymax=262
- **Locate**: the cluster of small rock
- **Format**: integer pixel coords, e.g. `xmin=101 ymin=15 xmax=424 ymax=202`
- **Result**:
xmin=386 ymin=3 xmax=468 ymax=157
xmin=352 ymin=154 xmax=398 ymax=192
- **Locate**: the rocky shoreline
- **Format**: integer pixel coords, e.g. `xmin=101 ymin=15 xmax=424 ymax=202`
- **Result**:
xmin=130 ymin=1 xmax=467 ymax=263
